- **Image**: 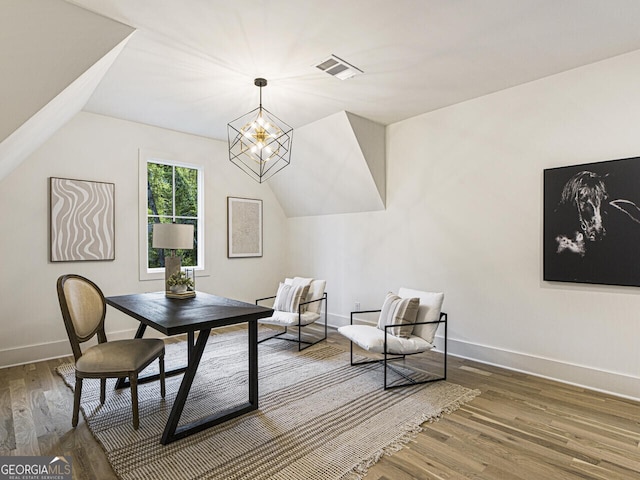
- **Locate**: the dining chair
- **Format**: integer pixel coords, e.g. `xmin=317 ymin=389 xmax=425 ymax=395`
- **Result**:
xmin=56 ymin=274 xmax=166 ymax=429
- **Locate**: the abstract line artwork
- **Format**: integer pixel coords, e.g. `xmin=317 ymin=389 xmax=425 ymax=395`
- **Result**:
xmin=50 ymin=177 xmax=115 ymax=262
xmin=227 ymin=197 xmax=262 ymax=258
xmin=544 ymin=156 xmax=640 ymax=286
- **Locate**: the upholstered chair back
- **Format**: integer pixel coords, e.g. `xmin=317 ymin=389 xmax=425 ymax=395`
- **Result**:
xmin=305 ymin=280 xmax=326 ymax=314
xmin=397 ymin=287 xmax=444 ymax=344
xmin=57 ymin=275 xmax=107 ymax=361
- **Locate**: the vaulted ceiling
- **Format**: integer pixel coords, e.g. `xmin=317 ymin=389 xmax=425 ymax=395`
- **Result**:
xmin=68 ymin=0 xmax=640 ymax=140
xmin=5 ymin=0 xmax=640 ymax=215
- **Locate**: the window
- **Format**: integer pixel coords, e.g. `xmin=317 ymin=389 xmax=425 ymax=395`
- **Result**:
xmin=139 ymin=151 xmax=204 ymax=279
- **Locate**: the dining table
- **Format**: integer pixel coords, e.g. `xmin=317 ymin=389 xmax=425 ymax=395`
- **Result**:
xmin=105 ymin=291 xmax=273 ymax=445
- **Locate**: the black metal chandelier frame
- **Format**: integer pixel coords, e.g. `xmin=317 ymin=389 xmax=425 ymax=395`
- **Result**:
xmin=227 ymin=78 xmax=293 ymax=184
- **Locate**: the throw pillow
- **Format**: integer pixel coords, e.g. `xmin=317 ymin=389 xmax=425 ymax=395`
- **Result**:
xmin=377 ymin=292 xmax=420 ymax=338
xmin=273 ymin=282 xmax=310 ymax=313
xmin=291 ymin=277 xmax=314 ymax=312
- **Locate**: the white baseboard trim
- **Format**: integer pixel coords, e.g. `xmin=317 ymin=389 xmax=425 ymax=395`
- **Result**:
xmin=4 ymin=317 xmax=638 ymax=402
xmin=446 ymin=337 xmax=639 ymax=402
xmin=328 ymin=313 xmax=639 ymax=401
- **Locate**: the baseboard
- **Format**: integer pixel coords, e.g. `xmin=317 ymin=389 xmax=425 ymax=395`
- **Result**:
xmin=447 ymin=337 xmax=639 ymax=402
xmin=0 ymin=327 xmax=164 ymax=369
xmin=328 ymin=313 xmax=639 ymax=401
xmin=5 ymin=317 xmax=638 ymax=402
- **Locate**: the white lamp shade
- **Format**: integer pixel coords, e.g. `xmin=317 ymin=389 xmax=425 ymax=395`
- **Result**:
xmin=152 ymin=223 xmax=194 ymax=250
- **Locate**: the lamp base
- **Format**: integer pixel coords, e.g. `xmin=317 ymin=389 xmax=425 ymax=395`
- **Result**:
xmin=164 ymin=255 xmax=181 ymax=293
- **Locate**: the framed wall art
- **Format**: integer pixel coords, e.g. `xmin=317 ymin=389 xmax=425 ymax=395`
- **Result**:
xmin=50 ymin=177 xmax=115 ymax=262
xmin=544 ymin=156 xmax=640 ymax=287
xmin=227 ymin=197 xmax=262 ymax=258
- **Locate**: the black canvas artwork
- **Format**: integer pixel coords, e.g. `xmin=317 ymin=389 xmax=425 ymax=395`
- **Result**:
xmin=544 ymin=156 xmax=640 ymax=287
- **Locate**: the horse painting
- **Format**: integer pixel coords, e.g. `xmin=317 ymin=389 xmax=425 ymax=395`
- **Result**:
xmin=554 ymin=170 xmax=640 ymax=257
xmin=559 ymin=171 xmax=608 ymax=242
xmin=544 ymin=157 xmax=640 ymax=286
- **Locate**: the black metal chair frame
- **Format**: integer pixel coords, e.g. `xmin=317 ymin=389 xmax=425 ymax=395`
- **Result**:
xmin=348 ymin=309 xmax=447 ymax=390
xmin=256 ymin=292 xmax=328 ymax=351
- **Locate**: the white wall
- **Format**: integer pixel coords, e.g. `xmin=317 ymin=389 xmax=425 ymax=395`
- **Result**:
xmin=2 ymin=52 xmax=639 ymax=401
xmin=267 ymin=111 xmax=385 ymax=217
xmin=0 ymin=0 xmax=133 ymax=142
xmin=287 ymin=50 xmax=640 ymax=400
xmin=0 ymin=112 xmax=289 ymax=366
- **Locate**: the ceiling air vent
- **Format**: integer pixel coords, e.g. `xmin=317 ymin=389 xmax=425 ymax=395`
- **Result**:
xmin=315 ymin=54 xmax=363 ymax=80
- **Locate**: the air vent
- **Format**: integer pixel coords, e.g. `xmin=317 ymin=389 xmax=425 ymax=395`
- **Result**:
xmin=315 ymin=54 xmax=363 ymax=80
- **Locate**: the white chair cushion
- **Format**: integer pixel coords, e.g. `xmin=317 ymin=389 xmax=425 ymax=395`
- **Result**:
xmin=337 ymin=324 xmax=434 ymax=355
xmin=288 ymin=277 xmax=313 ymax=287
xmin=398 ymin=288 xmax=444 ymax=344
xmin=305 ymin=279 xmax=326 ymax=314
xmin=259 ymin=310 xmax=321 ymax=327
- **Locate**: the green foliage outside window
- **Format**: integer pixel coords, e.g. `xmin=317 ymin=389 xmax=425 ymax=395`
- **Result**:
xmin=147 ymin=161 xmax=199 ymax=268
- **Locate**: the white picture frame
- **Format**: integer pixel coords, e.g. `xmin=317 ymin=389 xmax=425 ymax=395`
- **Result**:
xmin=227 ymin=197 xmax=263 ymax=258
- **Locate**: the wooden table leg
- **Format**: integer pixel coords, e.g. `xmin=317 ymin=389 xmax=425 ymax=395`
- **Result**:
xmin=160 ymin=324 xmax=260 ymax=445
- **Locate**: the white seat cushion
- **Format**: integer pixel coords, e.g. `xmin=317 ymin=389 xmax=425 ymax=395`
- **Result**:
xmin=337 ymin=324 xmax=434 ymax=355
xmin=259 ymin=310 xmax=321 ymax=327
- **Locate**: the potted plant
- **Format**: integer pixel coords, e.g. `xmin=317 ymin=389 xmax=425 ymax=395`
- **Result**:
xmin=166 ymin=271 xmax=194 ymax=293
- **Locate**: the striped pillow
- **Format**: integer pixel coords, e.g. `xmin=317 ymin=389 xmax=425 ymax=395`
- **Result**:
xmin=377 ymin=292 xmax=420 ymax=338
xmin=273 ymin=283 xmax=309 ymax=313
xmin=288 ymin=277 xmax=313 ymax=312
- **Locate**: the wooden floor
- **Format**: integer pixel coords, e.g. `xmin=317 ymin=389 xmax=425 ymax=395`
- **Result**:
xmin=1 ymin=328 xmax=638 ymax=480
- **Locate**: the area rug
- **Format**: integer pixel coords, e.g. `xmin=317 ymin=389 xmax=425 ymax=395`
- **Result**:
xmin=56 ymin=329 xmax=479 ymax=480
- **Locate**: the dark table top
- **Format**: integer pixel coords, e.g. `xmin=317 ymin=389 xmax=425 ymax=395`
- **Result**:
xmin=105 ymin=291 xmax=273 ymax=336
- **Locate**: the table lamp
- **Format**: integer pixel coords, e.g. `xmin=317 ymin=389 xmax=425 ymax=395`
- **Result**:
xmin=152 ymin=223 xmax=194 ymax=292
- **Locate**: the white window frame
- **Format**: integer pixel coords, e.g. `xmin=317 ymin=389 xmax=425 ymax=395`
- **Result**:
xmin=138 ymin=149 xmax=205 ymax=281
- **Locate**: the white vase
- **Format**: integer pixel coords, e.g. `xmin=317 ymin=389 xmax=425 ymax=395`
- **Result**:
xmin=170 ymin=284 xmax=187 ymax=294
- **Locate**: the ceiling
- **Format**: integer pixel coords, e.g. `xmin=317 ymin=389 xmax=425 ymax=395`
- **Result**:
xmin=65 ymin=0 xmax=640 ymax=141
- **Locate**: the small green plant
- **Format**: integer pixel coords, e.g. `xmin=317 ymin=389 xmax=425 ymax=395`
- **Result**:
xmin=167 ymin=271 xmax=194 ymax=288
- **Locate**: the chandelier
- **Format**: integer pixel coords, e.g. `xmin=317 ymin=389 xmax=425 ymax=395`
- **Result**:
xmin=227 ymin=78 xmax=293 ymax=183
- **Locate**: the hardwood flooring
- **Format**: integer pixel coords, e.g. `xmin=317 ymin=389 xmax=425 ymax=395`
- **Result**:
xmin=0 ymin=328 xmax=638 ymax=479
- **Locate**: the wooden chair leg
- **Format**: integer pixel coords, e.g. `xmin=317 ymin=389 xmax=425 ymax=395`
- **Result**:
xmin=130 ymin=373 xmax=139 ymax=430
xmin=159 ymin=354 xmax=166 ymax=399
xmin=100 ymin=378 xmax=106 ymax=404
xmin=72 ymin=377 xmax=83 ymax=427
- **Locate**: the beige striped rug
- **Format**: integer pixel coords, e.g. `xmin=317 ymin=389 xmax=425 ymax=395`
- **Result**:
xmin=56 ymin=329 xmax=479 ymax=480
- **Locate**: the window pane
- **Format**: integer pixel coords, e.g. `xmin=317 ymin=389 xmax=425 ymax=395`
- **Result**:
xmin=147 ymin=163 xmax=173 ymax=216
xmin=148 ymin=218 xmax=198 ymax=269
xmin=177 ymin=218 xmax=197 ymax=267
xmin=175 ymin=166 xmax=198 ymax=217
xmin=147 ymin=216 xmax=165 ymax=268
xmin=144 ymin=158 xmax=201 ymax=273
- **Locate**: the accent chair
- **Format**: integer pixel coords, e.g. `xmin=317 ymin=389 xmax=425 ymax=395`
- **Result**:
xmin=256 ymin=277 xmax=328 ymax=351
xmin=338 ymin=287 xmax=447 ymax=389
